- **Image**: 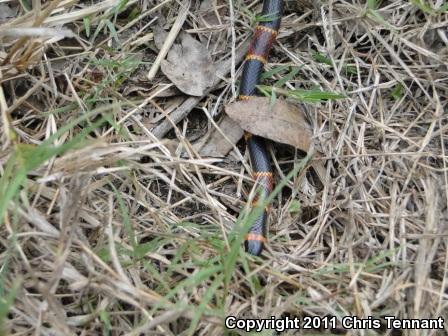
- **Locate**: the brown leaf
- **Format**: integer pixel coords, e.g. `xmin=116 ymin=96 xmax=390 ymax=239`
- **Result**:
xmin=161 ymin=33 xmax=216 ymax=96
xmin=197 ymin=0 xmax=228 ymax=56
xmin=153 ymin=23 xmax=169 ymax=50
xmin=225 ymin=97 xmax=312 ymax=152
xmin=194 ymin=115 xmax=244 ymax=157
xmin=198 ymin=0 xmax=227 ymax=27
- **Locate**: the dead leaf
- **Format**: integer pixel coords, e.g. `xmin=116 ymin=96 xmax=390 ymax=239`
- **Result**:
xmin=194 ymin=115 xmax=244 ymax=157
xmin=226 ymin=97 xmax=329 ymax=185
xmin=153 ymin=23 xmax=169 ymax=50
xmin=0 ymin=3 xmax=17 ymax=23
xmin=196 ymin=0 xmax=228 ymax=54
xmin=198 ymin=0 xmax=227 ymax=27
xmin=225 ymin=97 xmax=312 ymax=153
xmin=161 ymin=32 xmax=216 ymax=96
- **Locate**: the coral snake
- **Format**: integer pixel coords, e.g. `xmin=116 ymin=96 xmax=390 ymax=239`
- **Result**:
xmin=239 ymin=0 xmax=283 ymax=255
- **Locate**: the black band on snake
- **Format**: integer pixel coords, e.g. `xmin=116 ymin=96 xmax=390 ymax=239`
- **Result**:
xmin=239 ymin=0 xmax=283 ymax=256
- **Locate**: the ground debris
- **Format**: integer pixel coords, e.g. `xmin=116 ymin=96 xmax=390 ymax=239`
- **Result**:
xmin=225 ymin=97 xmax=313 ymax=152
xmin=195 ymin=115 xmax=244 ymax=157
xmin=161 ymin=32 xmax=217 ymax=96
xmin=1 ymin=0 xmax=448 ymax=335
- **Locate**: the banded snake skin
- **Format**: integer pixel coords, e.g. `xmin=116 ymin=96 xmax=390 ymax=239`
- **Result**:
xmin=239 ymin=0 xmax=283 ymax=256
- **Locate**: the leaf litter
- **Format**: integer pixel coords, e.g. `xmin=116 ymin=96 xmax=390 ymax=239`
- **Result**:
xmin=225 ymin=97 xmax=328 ymax=183
xmin=225 ymin=97 xmax=313 ymax=153
xmin=1 ymin=0 xmax=448 ymax=335
xmin=195 ymin=115 xmax=244 ymax=157
xmin=160 ymin=32 xmax=217 ymax=96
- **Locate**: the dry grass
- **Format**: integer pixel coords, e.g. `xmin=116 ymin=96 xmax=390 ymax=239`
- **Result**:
xmin=1 ymin=0 xmax=448 ymax=335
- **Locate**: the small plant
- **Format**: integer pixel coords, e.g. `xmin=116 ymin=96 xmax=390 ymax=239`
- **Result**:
xmin=365 ymin=0 xmax=396 ymax=30
xmin=390 ymin=83 xmax=404 ymax=100
xmin=312 ymin=51 xmax=357 ymax=75
xmin=0 ymin=111 xmax=109 ymax=225
xmin=410 ymin=0 xmax=448 ymax=14
xmin=258 ymin=85 xmax=346 ymax=103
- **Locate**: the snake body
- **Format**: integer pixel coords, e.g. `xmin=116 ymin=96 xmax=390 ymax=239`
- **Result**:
xmin=239 ymin=0 xmax=283 ymax=255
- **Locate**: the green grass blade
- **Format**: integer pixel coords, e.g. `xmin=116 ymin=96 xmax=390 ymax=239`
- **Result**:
xmin=187 ymin=274 xmax=224 ymax=336
xmin=0 ymin=109 xmax=110 ymax=225
xmin=258 ymin=85 xmax=346 ymax=102
xmin=111 ymin=184 xmax=137 ymax=253
xmin=83 ymin=17 xmax=91 ymax=37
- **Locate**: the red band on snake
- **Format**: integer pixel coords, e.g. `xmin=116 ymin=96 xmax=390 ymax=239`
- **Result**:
xmin=238 ymin=0 xmax=283 ymax=256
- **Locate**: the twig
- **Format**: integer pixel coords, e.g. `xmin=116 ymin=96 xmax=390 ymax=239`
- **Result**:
xmin=152 ymin=38 xmax=250 ymax=138
xmin=147 ymin=0 xmax=191 ymax=80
